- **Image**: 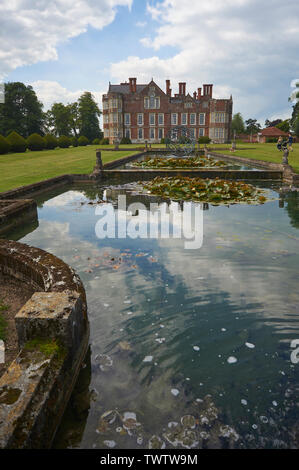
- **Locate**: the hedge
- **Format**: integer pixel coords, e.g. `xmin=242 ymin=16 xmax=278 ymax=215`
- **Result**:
xmin=78 ymin=135 xmax=89 ymax=146
xmin=44 ymin=134 xmax=58 ymax=149
xmin=6 ymin=131 xmax=27 ymax=153
xmin=58 ymin=135 xmax=72 ymax=148
xmin=27 ymin=133 xmax=46 ymax=151
xmin=0 ymin=135 xmax=11 ymax=154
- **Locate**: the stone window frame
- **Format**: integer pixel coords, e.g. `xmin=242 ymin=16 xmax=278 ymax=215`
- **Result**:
xmin=124 ymin=113 xmax=130 ymax=125
xmin=181 ymin=113 xmax=187 ymax=125
xmin=171 ymin=113 xmax=178 ymax=125
xmin=149 ymin=113 xmax=155 ymax=126
xmin=158 ymin=128 xmax=164 ymax=139
xmin=138 ymin=127 xmax=143 ymax=140
xmin=199 ymin=113 xmax=205 ymax=125
xmin=158 ymin=113 xmax=164 ymax=126
xmin=198 ymin=128 xmax=204 ymax=137
xmin=137 ymin=113 xmax=144 ymax=126
xmin=149 ymin=127 xmax=155 ymax=140
xmin=125 ymin=128 xmax=131 ymax=139
xmin=190 ymin=113 xmax=196 ymax=125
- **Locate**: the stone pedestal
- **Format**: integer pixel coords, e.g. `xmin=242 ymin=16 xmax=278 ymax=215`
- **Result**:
xmin=90 ymin=150 xmax=104 ymax=179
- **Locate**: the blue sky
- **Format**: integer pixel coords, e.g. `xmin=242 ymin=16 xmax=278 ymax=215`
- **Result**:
xmin=1 ymin=0 xmax=299 ymax=125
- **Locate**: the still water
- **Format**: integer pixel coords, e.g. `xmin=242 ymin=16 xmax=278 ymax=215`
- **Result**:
xmin=8 ymin=179 xmax=299 ymax=449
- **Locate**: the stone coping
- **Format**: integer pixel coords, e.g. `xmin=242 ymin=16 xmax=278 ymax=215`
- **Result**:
xmin=0 ymin=240 xmax=89 ymax=448
xmin=208 ymin=151 xmax=299 ymax=185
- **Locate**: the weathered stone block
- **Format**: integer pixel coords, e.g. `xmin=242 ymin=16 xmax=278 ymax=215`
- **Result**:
xmin=15 ymin=291 xmax=86 ymax=354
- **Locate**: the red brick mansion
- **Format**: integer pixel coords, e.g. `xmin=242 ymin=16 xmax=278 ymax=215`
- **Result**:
xmin=102 ymin=78 xmax=233 ymax=144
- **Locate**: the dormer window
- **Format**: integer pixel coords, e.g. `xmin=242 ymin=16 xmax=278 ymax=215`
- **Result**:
xmin=144 ymin=96 xmax=160 ymax=109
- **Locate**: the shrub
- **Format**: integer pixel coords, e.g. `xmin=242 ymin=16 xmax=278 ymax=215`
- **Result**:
xmin=71 ymin=136 xmax=78 ymax=147
xmin=58 ymin=135 xmax=71 ymax=148
xmin=160 ymin=138 xmax=165 ymax=144
xmin=92 ymin=138 xmax=100 ymax=145
xmin=120 ymin=136 xmax=131 ymax=145
xmin=78 ymin=135 xmax=89 ymax=146
xmin=27 ymin=133 xmax=46 ymax=151
xmin=6 ymin=131 xmax=27 ymax=153
xmin=266 ymin=137 xmax=277 ymax=143
xmin=100 ymin=138 xmax=109 ymax=145
xmin=0 ymin=135 xmax=11 ymax=154
xmin=198 ymin=136 xmax=211 ymax=144
xmin=44 ymin=134 xmax=58 ymax=150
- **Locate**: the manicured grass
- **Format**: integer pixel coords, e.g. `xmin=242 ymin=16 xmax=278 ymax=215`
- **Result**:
xmin=211 ymin=143 xmax=299 ymax=173
xmin=0 ymin=145 xmax=140 ymax=192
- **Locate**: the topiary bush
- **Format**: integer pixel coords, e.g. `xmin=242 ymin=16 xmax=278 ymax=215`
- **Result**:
xmin=6 ymin=131 xmax=27 ymax=153
xmin=78 ymin=135 xmax=89 ymax=146
xmin=92 ymin=138 xmax=100 ymax=145
xmin=100 ymin=138 xmax=109 ymax=145
xmin=71 ymin=136 xmax=78 ymax=147
xmin=198 ymin=136 xmax=211 ymax=144
xmin=44 ymin=134 xmax=58 ymax=150
xmin=27 ymin=133 xmax=46 ymax=151
xmin=58 ymin=135 xmax=71 ymax=148
xmin=0 ymin=135 xmax=11 ymax=154
xmin=120 ymin=136 xmax=132 ymax=145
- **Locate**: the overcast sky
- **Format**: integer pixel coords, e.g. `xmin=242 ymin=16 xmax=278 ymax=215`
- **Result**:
xmin=1 ymin=0 xmax=299 ymax=125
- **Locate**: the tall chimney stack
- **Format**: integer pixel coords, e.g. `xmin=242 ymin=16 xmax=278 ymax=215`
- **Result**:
xmin=166 ymin=79 xmax=171 ymax=97
xmin=179 ymin=82 xmax=186 ymax=96
xmin=129 ymin=77 xmax=137 ymax=93
xmin=197 ymin=88 xmax=202 ymax=99
xmin=193 ymin=91 xmax=197 ymax=100
xmin=203 ymin=84 xmax=213 ymax=98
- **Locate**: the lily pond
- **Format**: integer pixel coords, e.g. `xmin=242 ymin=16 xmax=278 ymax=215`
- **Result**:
xmin=6 ymin=176 xmax=299 ymax=449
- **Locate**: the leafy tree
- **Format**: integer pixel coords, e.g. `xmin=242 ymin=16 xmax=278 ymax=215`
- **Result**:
xmin=265 ymin=118 xmax=282 ymax=128
xmin=78 ymin=92 xmax=102 ymax=141
xmin=0 ymin=135 xmax=10 ymax=154
xmin=231 ymin=113 xmax=245 ymax=135
xmin=27 ymin=133 xmax=45 ymax=151
xmin=47 ymin=103 xmax=73 ymax=137
xmin=294 ymin=117 xmax=299 ymax=138
xmin=245 ymin=118 xmax=261 ymax=134
xmin=0 ymin=82 xmax=44 ymax=137
xmin=6 ymin=131 xmax=27 ymax=152
xmin=276 ymin=119 xmax=290 ymax=133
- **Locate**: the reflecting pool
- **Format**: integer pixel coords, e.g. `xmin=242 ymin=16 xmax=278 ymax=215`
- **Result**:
xmin=6 ymin=180 xmax=299 ymax=449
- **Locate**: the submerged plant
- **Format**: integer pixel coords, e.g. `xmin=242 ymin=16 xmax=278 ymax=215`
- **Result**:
xmin=141 ymin=176 xmax=268 ymax=205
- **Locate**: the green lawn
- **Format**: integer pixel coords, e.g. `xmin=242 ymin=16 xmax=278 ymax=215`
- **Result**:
xmin=0 ymin=145 xmax=139 ymax=192
xmin=210 ymin=143 xmax=299 ymax=173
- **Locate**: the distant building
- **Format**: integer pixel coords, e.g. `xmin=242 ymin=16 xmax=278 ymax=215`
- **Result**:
xmin=257 ymin=126 xmax=288 ymax=143
xmin=102 ymin=78 xmax=233 ymax=144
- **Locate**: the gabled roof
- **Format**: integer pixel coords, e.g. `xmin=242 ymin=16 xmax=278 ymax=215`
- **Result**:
xmin=260 ymin=126 xmax=288 ymax=136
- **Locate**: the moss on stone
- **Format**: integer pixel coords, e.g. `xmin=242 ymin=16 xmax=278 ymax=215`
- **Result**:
xmin=24 ymin=338 xmax=66 ymax=362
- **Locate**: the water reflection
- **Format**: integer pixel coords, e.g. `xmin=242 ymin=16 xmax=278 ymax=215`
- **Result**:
xmin=6 ymin=180 xmax=299 ymax=449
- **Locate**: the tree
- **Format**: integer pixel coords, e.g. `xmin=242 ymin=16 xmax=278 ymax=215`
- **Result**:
xmin=0 ymin=135 xmax=10 ymax=154
xmin=294 ymin=117 xmax=299 ymax=138
xmin=231 ymin=113 xmax=245 ymax=135
xmin=276 ymin=119 xmax=290 ymax=133
xmin=289 ymin=82 xmax=299 ymax=132
xmin=78 ymin=92 xmax=102 ymax=141
xmin=245 ymin=118 xmax=261 ymax=134
xmin=46 ymin=103 xmax=73 ymax=137
xmin=265 ymin=118 xmax=282 ymax=128
xmin=0 ymin=82 xmax=44 ymax=137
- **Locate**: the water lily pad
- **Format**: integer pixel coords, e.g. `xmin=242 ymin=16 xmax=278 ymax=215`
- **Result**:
xmin=148 ymin=435 xmax=165 ymax=449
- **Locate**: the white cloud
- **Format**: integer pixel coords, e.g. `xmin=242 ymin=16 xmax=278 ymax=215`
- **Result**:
xmin=0 ymin=0 xmax=132 ymax=79
xmin=110 ymin=0 xmax=299 ymax=122
xmin=29 ymin=80 xmax=104 ymax=110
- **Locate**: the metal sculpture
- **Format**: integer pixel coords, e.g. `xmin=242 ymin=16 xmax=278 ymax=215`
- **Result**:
xmin=165 ymin=126 xmax=196 ymax=156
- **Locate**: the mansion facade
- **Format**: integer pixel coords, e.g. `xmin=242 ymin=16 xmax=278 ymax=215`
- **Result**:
xmin=102 ymin=78 xmax=233 ymax=144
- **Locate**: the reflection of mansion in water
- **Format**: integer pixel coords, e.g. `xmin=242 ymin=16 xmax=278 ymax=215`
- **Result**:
xmin=102 ymin=78 xmax=233 ymax=144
